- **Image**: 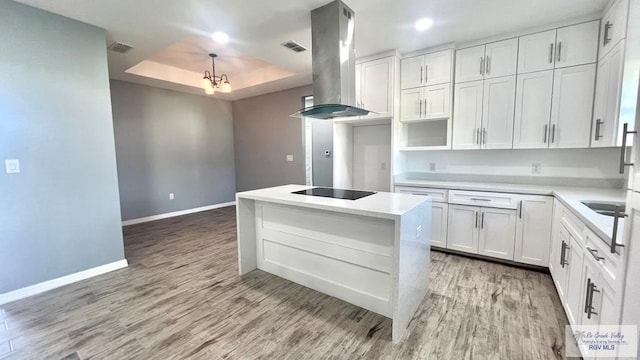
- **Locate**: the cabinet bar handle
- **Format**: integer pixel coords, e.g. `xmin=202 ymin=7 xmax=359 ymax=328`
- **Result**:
xmin=543 ymin=124 xmax=548 ymax=143
xmin=420 ymin=66 xmax=423 ymax=84
xmin=584 ymin=278 xmax=592 ymax=314
xmin=480 ymin=57 xmax=485 ymax=75
xmin=470 ymin=198 xmax=491 ymax=202
xmin=619 ymin=123 xmax=637 ymax=174
xmin=418 ymin=99 xmax=422 ymax=117
xmin=486 ymin=56 xmax=491 ymax=75
xmin=475 ymin=211 xmax=478 ymax=228
xmin=425 ymin=65 xmax=428 ymax=84
xmin=586 ymin=279 xmax=600 ymax=319
xmin=549 ymin=43 xmax=554 ymax=63
xmin=482 ymin=128 xmax=487 ymax=145
xmin=557 ymin=41 xmax=562 ymax=62
xmin=611 ymin=205 xmax=627 ymax=253
xmin=604 ymin=21 xmax=612 ymax=46
xmin=560 ymin=241 xmax=566 ymax=268
xmin=595 ymin=119 xmax=603 ymax=141
xmin=587 ymin=247 xmax=605 ymax=261
xmin=481 ymin=212 xmax=485 ymax=229
xmin=518 ymin=200 xmax=523 ymax=219
xmin=551 ymin=124 xmax=556 ymax=143
xmin=475 ymin=128 xmax=480 ymax=144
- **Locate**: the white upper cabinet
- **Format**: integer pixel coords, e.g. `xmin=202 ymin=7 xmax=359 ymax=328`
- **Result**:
xmin=600 ymin=0 xmax=629 ymax=59
xmin=360 ymin=57 xmax=394 ymax=117
xmin=555 ymin=21 xmax=600 ymax=68
xmin=424 ymin=50 xmax=453 ymax=86
xmin=400 ymin=88 xmax=423 ymax=122
xmin=592 ymin=41 xmax=625 ymax=147
xmin=518 ymin=30 xmax=557 ymax=74
xmin=518 ymin=22 xmax=599 ymax=74
xmin=481 ymin=76 xmax=516 ymax=149
xmin=484 ymin=38 xmax=519 ymax=79
xmin=401 ymin=49 xmax=452 ymax=89
xmin=513 ymin=70 xmax=554 ymax=149
xmin=514 ymin=196 xmax=554 ymax=266
xmin=550 ymin=64 xmax=596 ymax=148
xmin=455 ymin=45 xmax=486 ymax=83
xmin=424 ymin=83 xmax=451 ymax=120
xmin=452 ymin=81 xmax=483 ymax=149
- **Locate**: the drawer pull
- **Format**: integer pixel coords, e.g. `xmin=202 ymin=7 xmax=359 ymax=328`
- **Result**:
xmin=470 ymin=198 xmax=491 ymax=202
xmin=587 ymin=247 xmax=604 ymax=262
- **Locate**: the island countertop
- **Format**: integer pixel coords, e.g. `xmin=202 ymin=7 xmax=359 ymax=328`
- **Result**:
xmin=236 ymin=184 xmax=431 ymax=220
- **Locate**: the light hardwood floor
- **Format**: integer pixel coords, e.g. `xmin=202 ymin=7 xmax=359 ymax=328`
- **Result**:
xmin=1 ymin=206 xmax=572 ymax=359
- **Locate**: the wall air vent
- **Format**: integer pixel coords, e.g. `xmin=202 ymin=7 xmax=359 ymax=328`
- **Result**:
xmin=281 ymin=40 xmax=308 ymax=53
xmin=108 ymin=41 xmax=134 ymax=54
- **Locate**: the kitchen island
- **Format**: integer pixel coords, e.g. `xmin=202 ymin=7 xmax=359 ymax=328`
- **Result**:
xmin=236 ymin=184 xmax=432 ymax=342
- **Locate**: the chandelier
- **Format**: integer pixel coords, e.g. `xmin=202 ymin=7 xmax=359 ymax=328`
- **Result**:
xmin=201 ymin=53 xmax=231 ymax=95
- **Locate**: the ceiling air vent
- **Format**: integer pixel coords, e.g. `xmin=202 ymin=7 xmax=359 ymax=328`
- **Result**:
xmin=281 ymin=40 xmax=307 ymax=53
xmin=108 ymin=41 xmax=134 ymax=54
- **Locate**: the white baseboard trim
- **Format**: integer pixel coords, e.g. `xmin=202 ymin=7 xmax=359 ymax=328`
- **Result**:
xmin=0 ymin=259 xmax=129 ymax=306
xmin=122 ymin=201 xmax=236 ymax=226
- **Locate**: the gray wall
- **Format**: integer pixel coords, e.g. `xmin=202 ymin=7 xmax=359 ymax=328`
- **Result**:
xmin=110 ymin=80 xmax=236 ymax=221
xmin=311 ymin=119 xmax=334 ymax=187
xmin=233 ymin=85 xmax=311 ymax=191
xmin=0 ymin=1 xmax=125 ymax=293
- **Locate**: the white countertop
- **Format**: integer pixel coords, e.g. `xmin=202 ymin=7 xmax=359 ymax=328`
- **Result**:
xmin=236 ymin=184 xmax=431 ymax=220
xmin=394 ymin=178 xmax=626 ymax=242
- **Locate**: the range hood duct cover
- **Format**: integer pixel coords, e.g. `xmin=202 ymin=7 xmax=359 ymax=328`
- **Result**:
xmin=291 ymin=0 xmax=373 ymax=120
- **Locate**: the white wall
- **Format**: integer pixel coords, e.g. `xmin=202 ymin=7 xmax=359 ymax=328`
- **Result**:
xmin=405 ymin=148 xmax=623 ymax=180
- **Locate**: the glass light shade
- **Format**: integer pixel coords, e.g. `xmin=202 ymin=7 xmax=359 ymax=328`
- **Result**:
xmin=202 ymin=77 xmax=213 ymax=89
xmin=221 ymin=81 xmax=232 ymax=93
xmin=205 ymin=86 xmax=215 ymax=95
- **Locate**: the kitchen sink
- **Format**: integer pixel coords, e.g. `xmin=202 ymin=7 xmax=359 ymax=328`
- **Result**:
xmin=580 ymin=201 xmax=626 ymax=217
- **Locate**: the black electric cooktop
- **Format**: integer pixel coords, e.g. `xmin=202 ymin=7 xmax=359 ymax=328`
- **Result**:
xmin=291 ymin=187 xmax=376 ymax=200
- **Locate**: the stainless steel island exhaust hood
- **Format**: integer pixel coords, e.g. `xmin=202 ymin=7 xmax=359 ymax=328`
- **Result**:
xmin=291 ymin=0 xmax=372 ymax=119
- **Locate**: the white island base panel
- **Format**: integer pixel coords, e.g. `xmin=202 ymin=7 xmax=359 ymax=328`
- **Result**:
xmin=236 ymin=185 xmax=431 ymax=343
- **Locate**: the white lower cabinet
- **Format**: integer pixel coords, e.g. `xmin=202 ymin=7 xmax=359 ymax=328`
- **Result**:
xmin=478 ymin=207 xmax=517 ymax=260
xmin=514 ymin=195 xmax=554 ymax=266
xmin=431 ymin=202 xmax=448 ymax=248
xmin=447 ymin=204 xmax=480 ymax=253
xmin=564 ymin=235 xmax=585 ymax=326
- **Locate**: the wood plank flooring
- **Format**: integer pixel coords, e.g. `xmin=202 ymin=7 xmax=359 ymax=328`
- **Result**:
xmin=0 ymin=206 xmax=573 ymax=359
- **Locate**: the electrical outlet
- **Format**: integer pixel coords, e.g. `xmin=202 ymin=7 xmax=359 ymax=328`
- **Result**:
xmin=5 ymin=159 xmax=20 ymax=174
xmin=531 ymin=163 xmax=542 ymax=174
xmin=169 ymin=193 xmax=175 ymax=200
xmin=286 ymin=155 xmax=294 ymax=162
xmin=429 ymin=162 xmax=436 ymax=171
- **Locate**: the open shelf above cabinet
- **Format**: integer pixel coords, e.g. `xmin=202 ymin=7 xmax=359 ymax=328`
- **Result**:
xmin=399 ymin=119 xmax=451 ymax=150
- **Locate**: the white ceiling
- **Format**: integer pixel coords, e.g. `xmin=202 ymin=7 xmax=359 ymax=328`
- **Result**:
xmin=14 ymin=0 xmax=608 ymax=101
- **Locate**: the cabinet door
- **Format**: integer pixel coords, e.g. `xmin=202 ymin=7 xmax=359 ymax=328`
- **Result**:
xmin=478 ymin=207 xmax=517 ymax=260
xmin=455 ymin=45 xmax=485 ymax=83
xmin=514 ymin=196 xmax=553 ymax=266
xmin=513 ymin=70 xmax=554 ymax=149
xmin=355 ymin=63 xmax=362 ymax=107
xmin=555 ymin=21 xmax=599 ymax=69
xmin=424 ymin=83 xmax=450 ymax=120
xmin=400 ymin=88 xmax=423 ymax=122
xmin=430 ymin=202 xmax=448 ymax=248
xmin=484 ymin=38 xmax=518 ymax=79
xmin=452 ymin=81 xmax=483 ymax=149
xmin=361 ymin=57 xmax=393 ymax=116
xmin=565 ymin=236 xmax=585 ymax=326
xmin=518 ymin=30 xmax=557 ymax=74
xmin=592 ymin=41 xmax=624 ymax=147
xmin=599 ymin=0 xmax=629 ymax=59
xmin=447 ymin=205 xmax=479 ymax=254
xmin=549 ymin=201 xmax=563 ymax=278
xmin=425 ymin=50 xmax=452 ymax=86
xmin=481 ymin=76 xmax=516 ymax=149
xmin=555 ymin=224 xmax=571 ymax=299
xmin=400 ymin=55 xmax=424 ymax=90
xmin=550 ymin=64 xmax=596 ymax=148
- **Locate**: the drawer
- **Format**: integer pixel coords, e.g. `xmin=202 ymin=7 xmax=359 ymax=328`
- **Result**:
xmin=585 ymin=228 xmax=622 ymax=288
xmin=395 ymin=186 xmax=448 ymax=203
xmin=560 ymin=205 xmax=586 ymax=242
xmin=448 ymin=190 xmax=518 ymax=209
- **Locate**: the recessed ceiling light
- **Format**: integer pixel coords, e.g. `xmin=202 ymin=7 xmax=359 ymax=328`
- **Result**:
xmin=415 ymin=18 xmax=433 ymax=31
xmin=212 ymin=32 xmax=229 ymax=44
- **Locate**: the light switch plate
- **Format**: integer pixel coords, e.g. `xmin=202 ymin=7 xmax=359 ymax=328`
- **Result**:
xmin=5 ymin=159 xmax=20 ymax=174
xmin=286 ymin=155 xmax=294 ymax=162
